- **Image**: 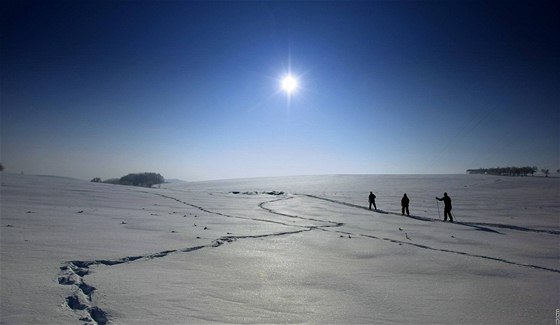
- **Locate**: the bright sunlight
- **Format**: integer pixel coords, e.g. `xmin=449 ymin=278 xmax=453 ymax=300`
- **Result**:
xmin=281 ymin=75 xmax=298 ymax=94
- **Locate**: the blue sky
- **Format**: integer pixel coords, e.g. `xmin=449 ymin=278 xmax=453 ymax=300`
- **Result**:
xmin=1 ymin=1 xmax=558 ymax=181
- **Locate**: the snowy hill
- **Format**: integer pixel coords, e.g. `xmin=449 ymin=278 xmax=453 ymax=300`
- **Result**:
xmin=1 ymin=173 xmax=558 ymax=324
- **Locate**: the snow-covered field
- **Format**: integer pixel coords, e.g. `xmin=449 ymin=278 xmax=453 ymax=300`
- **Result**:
xmin=1 ymin=173 xmax=559 ymax=324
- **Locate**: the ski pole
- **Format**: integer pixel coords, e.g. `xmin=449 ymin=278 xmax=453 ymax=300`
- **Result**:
xmin=436 ymin=200 xmax=441 ymax=220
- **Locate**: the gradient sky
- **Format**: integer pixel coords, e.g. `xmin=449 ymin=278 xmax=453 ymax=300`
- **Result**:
xmin=2 ymin=1 xmax=559 ymax=181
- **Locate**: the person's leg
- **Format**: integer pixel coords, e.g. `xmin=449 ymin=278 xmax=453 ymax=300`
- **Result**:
xmin=401 ymin=206 xmax=405 ymax=215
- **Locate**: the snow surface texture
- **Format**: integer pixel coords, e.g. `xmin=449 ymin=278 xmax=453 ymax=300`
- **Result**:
xmin=1 ymin=173 xmax=559 ymax=324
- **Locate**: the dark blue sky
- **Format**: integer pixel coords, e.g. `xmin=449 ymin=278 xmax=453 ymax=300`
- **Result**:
xmin=2 ymin=1 xmax=558 ymax=180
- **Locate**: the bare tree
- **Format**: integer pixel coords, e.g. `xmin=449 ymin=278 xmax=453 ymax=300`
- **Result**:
xmin=541 ymin=168 xmax=549 ymax=177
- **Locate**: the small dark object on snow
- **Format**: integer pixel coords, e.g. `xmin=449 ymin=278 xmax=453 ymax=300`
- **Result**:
xmin=121 ymin=221 xmax=127 ymax=224
xmin=77 ymin=210 xmax=84 ymax=214
xmin=204 ymin=227 xmax=208 ymax=230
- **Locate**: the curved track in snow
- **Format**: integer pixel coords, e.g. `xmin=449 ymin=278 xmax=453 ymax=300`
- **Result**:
xmin=58 ymin=191 xmax=336 ymax=324
xmin=59 ymin=190 xmax=559 ymax=324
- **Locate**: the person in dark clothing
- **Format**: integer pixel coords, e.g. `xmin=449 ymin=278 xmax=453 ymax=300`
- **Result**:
xmin=436 ymin=192 xmax=453 ymax=222
xmin=401 ymin=193 xmax=410 ymax=216
xmin=368 ymin=192 xmax=376 ymax=210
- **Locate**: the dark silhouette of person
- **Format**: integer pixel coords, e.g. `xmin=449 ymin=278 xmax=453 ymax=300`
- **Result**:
xmin=401 ymin=193 xmax=410 ymax=216
xmin=368 ymin=192 xmax=376 ymax=210
xmin=436 ymin=192 xmax=453 ymax=222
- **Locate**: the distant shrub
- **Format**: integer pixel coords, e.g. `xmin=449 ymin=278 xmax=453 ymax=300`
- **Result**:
xmin=98 ymin=173 xmax=165 ymax=187
xmin=118 ymin=172 xmax=165 ymax=188
xmin=466 ymin=166 xmax=538 ymax=176
xmin=0 ymin=163 xmax=3 ymax=172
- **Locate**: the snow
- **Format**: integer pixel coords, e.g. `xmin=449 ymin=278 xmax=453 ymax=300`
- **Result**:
xmin=1 ymin=173 xmax=559 ymax=324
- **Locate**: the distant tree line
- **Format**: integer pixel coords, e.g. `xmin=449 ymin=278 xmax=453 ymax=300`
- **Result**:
xmin=91 ymin=172 xmax=165 ymax=187
xmin=466 ymin=166 xmax=538 ymax=176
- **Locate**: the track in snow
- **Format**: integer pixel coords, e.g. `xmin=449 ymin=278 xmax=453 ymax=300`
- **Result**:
xmin=59 ymin=190 xmax=559 ymax=324
xmin=58 ymin=192 xmax=333 ymax=324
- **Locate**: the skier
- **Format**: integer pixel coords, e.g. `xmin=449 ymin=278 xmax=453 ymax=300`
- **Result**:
xmin=436 ymin=192 xmax=453 ymax=222
xmin=368 ymin=192 xmax=377 ymax=210
xmin=401 ymin=193 xmax=410 ymax=216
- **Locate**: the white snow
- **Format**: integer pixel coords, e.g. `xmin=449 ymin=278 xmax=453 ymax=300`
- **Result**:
xmin=1 ymin=173 xmax=559 ymax=324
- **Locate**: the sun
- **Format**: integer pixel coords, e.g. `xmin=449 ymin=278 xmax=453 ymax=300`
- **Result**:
xmin=281 ymin=75 xmax=298 ymax=94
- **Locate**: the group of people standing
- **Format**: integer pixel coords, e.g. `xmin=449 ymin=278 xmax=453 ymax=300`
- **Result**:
xmin=368 ymin=191 xmax=454 ymax=222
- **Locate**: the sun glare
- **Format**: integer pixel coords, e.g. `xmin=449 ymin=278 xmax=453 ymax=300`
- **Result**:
xmin=281 ymin=75 xmax=298 ymax=94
